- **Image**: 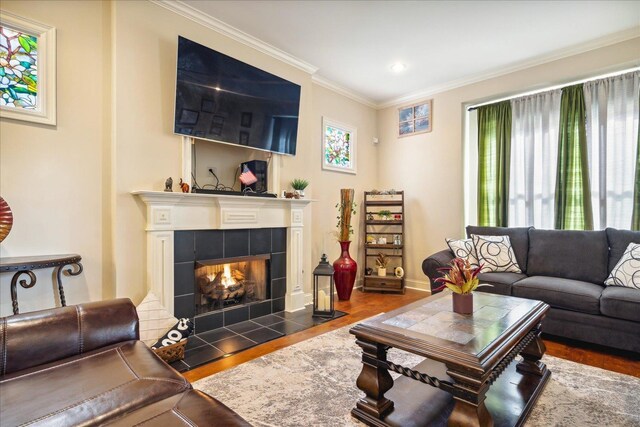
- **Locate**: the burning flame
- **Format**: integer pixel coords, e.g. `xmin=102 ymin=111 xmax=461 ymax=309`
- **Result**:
xmin=207 ymin=264 xmax=237 ymax=288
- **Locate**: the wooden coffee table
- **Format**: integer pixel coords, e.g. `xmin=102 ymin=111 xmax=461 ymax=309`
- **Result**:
xmin=350 ymin=292 xmax=550 ymax=427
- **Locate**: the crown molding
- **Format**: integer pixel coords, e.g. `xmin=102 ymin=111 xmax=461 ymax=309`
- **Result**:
xmin=149 ymin=0 xmax=318 ymax=75
xmin=311 ymin=75 xmax=377 ymax=108
xmin=377 ymin=27 xmax=640 ymax=109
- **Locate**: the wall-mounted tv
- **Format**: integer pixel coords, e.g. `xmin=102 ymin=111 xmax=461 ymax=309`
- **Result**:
xmin=174 ymin=36 xmax=301 ymax=156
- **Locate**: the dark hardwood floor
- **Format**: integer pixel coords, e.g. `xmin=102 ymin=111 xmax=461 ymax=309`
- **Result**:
xmin=183 ymin=289 xmax=640 ymax=382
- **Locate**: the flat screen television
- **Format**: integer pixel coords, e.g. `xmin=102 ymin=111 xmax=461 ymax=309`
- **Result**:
xmin=174 ymin=36 xmax=301 ymax=156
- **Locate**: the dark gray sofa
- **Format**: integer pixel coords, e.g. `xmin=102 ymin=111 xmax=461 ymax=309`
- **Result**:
xmin=422 ymin=226 xmax=640 ymax=353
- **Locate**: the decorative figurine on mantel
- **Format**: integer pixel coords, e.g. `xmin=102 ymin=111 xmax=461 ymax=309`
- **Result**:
xmin=179 ymin=178 xmax=190 ymax=193
xmin=164 ymin=177 xmax=173 ymax=192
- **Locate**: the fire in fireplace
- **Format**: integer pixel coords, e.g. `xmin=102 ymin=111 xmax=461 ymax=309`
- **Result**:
xmin=195 ymin=254 xmax=270 ymax=315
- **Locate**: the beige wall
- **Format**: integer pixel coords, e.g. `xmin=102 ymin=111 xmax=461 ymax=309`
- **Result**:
xmin=377 ymin=37 xmax=640 ymax=290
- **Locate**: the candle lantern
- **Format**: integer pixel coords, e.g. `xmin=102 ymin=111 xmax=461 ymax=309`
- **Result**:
xmin=313 ymin=254 xmax=335 ymax=318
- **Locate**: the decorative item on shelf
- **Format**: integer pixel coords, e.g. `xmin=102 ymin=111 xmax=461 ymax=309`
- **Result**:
xmin=312 ymin=254 xmax=335 ymax=318
xmin=367 ymin=212 xmax=374 ymax=221
xmin=366 ymin=235 xmax=375 ymax=245
xmin=284 ymin=191 xmax=299 ymax=199
xmin=370 ymin=189 xmax=381 ymax=195
xmin=378 ymin=210 xmax=392 ymax=220
xmin=291 ymin=178 xmax=309 ymax=198
xmin=394 ymin=266 xmax=405 ymax=278
xmin=377 ymin=237 xmax=387 ymax=245
xmin=393 ymin=234 xmax=402 ymax=245
xmin=388 ymin=189 xmax=397 ymax=195
xmin=0 ymin=197 xmax=13 ymax=243
xmin=179 ymin=178 xmax=190 ymax=193
xmin=365 ymin=267 xmax=373 ymax=276
xmin=393 ymin=213 xmax=402 ymax=220
xmin=376 ymin=253 xmax=389 ymax=277
xmin=164 ymin=177 xmax=173 ymax=192
xmin=333 ymin=188 xmax=357 ymax=300
xmin=433 ymin=258 xmax=489 ymax=315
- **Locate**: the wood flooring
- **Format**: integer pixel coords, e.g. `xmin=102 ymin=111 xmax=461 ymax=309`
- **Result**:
xmin=183 ymin=288 xmax=640 ymax=382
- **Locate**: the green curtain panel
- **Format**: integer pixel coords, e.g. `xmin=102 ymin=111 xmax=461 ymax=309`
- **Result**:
xmin=477 ymin=101 xmax=512 ymax=227
xmin=632 ymin=98 xmax=640 ymax=230
xmin=554 ymin=84 xmax=593 ymax=230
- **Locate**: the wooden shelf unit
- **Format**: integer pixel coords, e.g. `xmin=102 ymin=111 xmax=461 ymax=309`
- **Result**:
xmin=363 ymin=191 xmax=405 ymax=294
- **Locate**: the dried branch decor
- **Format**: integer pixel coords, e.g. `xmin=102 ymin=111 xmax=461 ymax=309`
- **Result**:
xmin=335 ymin=188 xmax=356 ymax=242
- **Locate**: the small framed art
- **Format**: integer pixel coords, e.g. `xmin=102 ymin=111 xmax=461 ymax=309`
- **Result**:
xmin=322 ymin=117 xmax=357 ymax=174
xmin=398 ymin=99 xmax=432 ymax=137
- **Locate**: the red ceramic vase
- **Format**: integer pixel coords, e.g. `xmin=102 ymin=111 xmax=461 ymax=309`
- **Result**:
xmin=333 ymin=241 xmax=357 ymax=301
xmin=452 ymin=293 xmax=473 ymax=315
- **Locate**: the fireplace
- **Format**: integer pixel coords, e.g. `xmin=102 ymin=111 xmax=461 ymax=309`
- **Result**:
xmin=195 ymin=254 xmax=270 ymax=315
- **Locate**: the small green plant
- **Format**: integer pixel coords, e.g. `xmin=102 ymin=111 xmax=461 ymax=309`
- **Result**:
xmin=378 ymin=210 xmax=392 ymax=219
xmin=291 ymin=179 xmax=309 ymax=190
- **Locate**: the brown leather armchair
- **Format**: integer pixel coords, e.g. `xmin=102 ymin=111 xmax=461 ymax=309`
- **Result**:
xmin=0 ymin=298 xmax=250 ymax=426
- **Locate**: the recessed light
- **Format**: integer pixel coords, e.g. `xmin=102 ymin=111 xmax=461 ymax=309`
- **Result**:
xmin=390 ymin=63 xmax=407 ymax=73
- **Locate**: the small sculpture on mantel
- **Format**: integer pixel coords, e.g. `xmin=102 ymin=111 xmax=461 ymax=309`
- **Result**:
xmin=164 ymin=177 xmax=173 ymax=192
xmin=179 ymin=178 xmax=190 ymax=193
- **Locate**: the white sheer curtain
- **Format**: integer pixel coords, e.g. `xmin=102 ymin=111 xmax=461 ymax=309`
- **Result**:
xmin=584 ymin=71 xmax=640 ymax=229
xmin=508 ymin=90 xmax=562 ymax=228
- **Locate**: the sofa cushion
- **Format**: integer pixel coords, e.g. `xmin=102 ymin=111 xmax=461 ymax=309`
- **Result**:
xmin=527 ymin=229 xmax=608 ymax=284
xmin=0 ymin=340 xmax=190 ymax=427
xmin=477 ymin=272 xmax=527 ymax=295
xmin=466 ymin=226 xmax=531 ymax=272
xmin=606 ymin=228 xmax=640 ymax=273
xmin=446 ymin=238 xmax=479 ymax=268
xmin=105 ymin=390 xmax=251 ymax=426
xmin=604 ymin=242 xmax=640 ymax=289
xmin=600 ymin=286 xmax=640 ymax=322
xmin=512 ymin=276 xmax=603 ymax=314
xmin=472 ymin=234 xmax=522 ymax=273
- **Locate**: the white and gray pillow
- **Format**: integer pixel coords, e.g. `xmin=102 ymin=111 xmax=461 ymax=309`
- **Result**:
xmin=604 ymin=242 xmax=640 ymax=289
xmin=446 ymin=238 xmax=479 ymax=268
xmin=471 ymin=234 xmax=522 ymax=273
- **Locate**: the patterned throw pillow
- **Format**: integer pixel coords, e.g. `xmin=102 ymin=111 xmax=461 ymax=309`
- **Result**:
xmin=136 ymin=291 xmax=179 ymax=346
xmin=471 ymin=234 xmax=522 ymax=273
xmin=604 ymin=242 xmax=640 ymax=289
xmin=151 ymin=318 xmax=194 ymax=350
xmin=446 ymin=238 xmax=479 ymax=268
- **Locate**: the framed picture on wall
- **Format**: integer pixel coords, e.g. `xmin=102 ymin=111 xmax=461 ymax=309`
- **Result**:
xmin=0 ymin=11 xmax=56 ymax=125
xmin=398 ymin=99 xmax=432 ymax=137
xmin=322 ymin=117 xmax=357 ymax=174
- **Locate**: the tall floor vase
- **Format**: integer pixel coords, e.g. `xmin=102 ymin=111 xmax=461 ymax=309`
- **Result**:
xmin=333 ymin=241 xmax=357 ymax=300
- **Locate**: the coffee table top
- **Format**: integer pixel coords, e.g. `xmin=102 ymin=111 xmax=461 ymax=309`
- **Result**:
xmin=350 ymin=292 xmax=548 ymax=373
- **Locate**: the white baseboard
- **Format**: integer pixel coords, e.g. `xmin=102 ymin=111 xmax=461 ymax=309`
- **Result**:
xmin=404 ymin=278 xmax=431 ymax=292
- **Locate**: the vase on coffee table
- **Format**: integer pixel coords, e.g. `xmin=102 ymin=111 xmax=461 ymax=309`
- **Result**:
xmin=452 ymin=292 xmax=473 ymax=315
xmin=333 ymin=241 xmax=357 ymax=300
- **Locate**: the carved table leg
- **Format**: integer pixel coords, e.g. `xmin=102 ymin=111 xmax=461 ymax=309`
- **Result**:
xmin=353 ymin=338 xmax=395 ymax=420
xmin=10 ymin=270 xmax=37 ymax=315
xmin=517 ymin=325 xmax=547 ymax=377
xmin=446 ymin=366 xmax=493 ymax=427
xmin=55 ymin=262 xmax=83 ymax=307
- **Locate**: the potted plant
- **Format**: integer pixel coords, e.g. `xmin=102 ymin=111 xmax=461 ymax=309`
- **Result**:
xmin=378 ymin=210 xmax=392 ymax=220
xmin=375 ymin=253 xmax=389 ymax=276
xmin=333 ymin=188 xmax=357 ymax=300
xmin=291 ymin=179 xmax=309 ymax=198
xmin=433 ymin=258 xmax=488 ymax=314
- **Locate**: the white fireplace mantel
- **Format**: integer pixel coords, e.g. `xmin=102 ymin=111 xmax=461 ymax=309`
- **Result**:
xmin=133 ymin=191 xmax=313 ymax=314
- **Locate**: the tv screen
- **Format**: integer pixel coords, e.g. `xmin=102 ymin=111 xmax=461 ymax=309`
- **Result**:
xmin=174 ymin=36 xmax=301 ymax=156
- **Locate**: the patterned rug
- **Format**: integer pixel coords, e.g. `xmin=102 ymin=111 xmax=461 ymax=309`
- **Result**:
xmin=194 ymin=319 xmax=640 ymax=427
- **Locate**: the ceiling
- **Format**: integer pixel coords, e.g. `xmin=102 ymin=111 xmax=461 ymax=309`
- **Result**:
xmin=179 ymin=0 xmax=640 ymax=107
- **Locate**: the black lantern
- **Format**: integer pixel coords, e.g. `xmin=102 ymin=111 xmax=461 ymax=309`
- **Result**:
xmin=313 ymin=254 xmax=335 ymax=318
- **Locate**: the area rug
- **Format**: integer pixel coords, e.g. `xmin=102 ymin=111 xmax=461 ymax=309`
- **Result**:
xmin=194 ymin=319 xmax=640 ymax=427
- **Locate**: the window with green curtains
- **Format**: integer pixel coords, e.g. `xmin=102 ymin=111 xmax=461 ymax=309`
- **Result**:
xmin=554 ymin=84 xmax=594 ymax=230
xmin=477 ymin=101 xmax=512 ymax=226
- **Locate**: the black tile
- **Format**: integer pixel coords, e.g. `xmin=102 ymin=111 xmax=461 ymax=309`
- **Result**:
xmin=224 ymin=305 xmax=249 ymax=325
xmin=197 ymin=327 xmax=237 ymax=343
xmin=250 ymin=229 xmax=271 ymax=255
xmin=174 ymin=231 xmax=195 ymax=263
xmin=212 ymin=335 xmax=255 ymax=354
xmin=242 ymin=327 xmax=284 ymax=344
xmin=272 ymin=297 xmax=285 ymax=313
xmin=194 ymin=311 xmax=223 ymax=334
xmin=185 ymin=335 xmax=208 ymax=351
xmin=226 ymin=320 xmax=262 ymax=334
xmin=271 ymin=253 xmax=286 ymax=280
xmin=272 ymin=228 xmax=286 ymax=253
xmin=249 ymin=300 xmax=272 ymax=319
xmin=253 ymin=314 xmax=286 ymax=327
xmin=174 ymin=262 xmax=195 ymax=296
xmin=174 ymin=294 xmax=195 ymax=318
xmin=224 ymin=229 xmax=249 ymax=258
xmin=169 ymin=359 xmax=189 ymax=373
xmin=195 ymin=230 xmax=223 ymax=260
xmin=267 ymin=320 xmax=308 ymax=335
xmin=183 ymin=345 xmax=225 ymax=367
xmin=271 ymin=278 xmax=286 ymax=299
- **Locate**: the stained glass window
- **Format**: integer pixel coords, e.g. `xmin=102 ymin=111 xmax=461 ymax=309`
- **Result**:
xmin=399 ymin=100 xmax=432 ymax=136
xmin=322 ymin=118 xmax=356 ymax=174
xmin=0 ymin=25 xmax=38 ymax=110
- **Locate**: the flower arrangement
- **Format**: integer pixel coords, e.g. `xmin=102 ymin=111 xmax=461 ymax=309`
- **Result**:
xmin=335 ymin=188 xmax=356 ymax=242
xmin=433 ymin=258 xmax=486 ymax=295
xmin=291 ymin=179 xmax=309 ymax=191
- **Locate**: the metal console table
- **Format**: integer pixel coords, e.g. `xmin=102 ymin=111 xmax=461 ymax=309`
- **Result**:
xmin=0 ymin=254 xmax=83 ymax=315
